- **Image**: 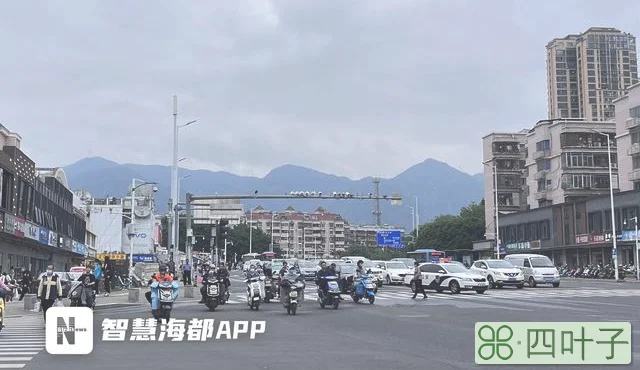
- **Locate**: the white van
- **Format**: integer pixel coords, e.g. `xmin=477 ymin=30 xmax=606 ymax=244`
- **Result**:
xmin=503 ymin=254 xmax=560 ymax=288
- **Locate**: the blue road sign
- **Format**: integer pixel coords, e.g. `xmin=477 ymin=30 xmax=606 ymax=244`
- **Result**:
xmin=376 ymin=230 xmax=402 ymax=247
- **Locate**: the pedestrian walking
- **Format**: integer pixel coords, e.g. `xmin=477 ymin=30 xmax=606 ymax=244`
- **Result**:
xmin=37 ymin=265 xmax=63 ymax=323
xmin=182 ymin=260 xmax=192 ymax=285
xmin=411 ymin=261 xmax=427 ymax=299
xmin=102 ymin=257 xmax=113 ymax=296
xmin=93 ymin=261 xmax=103 ymax=294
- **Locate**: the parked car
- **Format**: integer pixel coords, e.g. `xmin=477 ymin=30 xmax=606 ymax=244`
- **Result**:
xmin=299 ymin=260 xmax=319 ymax=281
xmin=391 ymin=258 xmax=416 ymax=269
xmin=469 ymin=259 xmax=524 ymax=289
xmin=362 ymin=260 xmax=384 ymax=287
xmin=503 ymin=254 xmax=560 ymax=288
xmin=404 ymin=263 xmax=489 ymax=294
xmin=377 ymin=261 xmax=413 ymax=285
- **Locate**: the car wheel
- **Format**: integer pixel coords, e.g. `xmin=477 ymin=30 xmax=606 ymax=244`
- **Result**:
xmin=476 ymin=289 xmax=486 ymax=294
xmin=449 ymin=280 xmax=461 ymax=294
xmin=528 ymin=277 xmax=537 ymax=288
xmin=487 ymin=275 xmax=495 ymax=289
xmin=552 ymin=283 xmax=560 ymax=288
xmin=435 ymin=289 xmax=444 ymax=293
xmin=516 ymin=284 xmax=524 ymax=289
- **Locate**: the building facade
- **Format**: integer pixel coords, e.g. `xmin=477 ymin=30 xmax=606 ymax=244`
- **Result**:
xmin=547 ymin=27 xmax=638 ymax=121
xmin=0 ymin=125 xmax=88 ymax=274
xmin=613 ymin=82 xmax=640 ymax=191
xmin=494 ymin=189 xmax=640 ymax=269
xmin=246 ymin=206 xmax=346 ymax=258
xmin=482 ymin=119 xmax=619 ymax=242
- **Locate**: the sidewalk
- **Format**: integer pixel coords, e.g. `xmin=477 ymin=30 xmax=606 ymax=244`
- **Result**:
xmin=561 ymin=276 xmax=640 ymax=284
xmin=93 ymin=284 xmax=200 ymax=310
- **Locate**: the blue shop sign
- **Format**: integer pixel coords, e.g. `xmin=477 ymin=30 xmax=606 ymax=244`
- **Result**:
xmin=39 ymin=228 xmax=49 ymax=245
xmin=133 ymin=254 xmax=157 ymax=263
xmin=622 ymin=230 xmax=640 ymax=241
xmin=72 ymin=241 xmax=88 ymax=256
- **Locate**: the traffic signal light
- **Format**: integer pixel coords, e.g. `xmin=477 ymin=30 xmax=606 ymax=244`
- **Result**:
xmin=219 ymin=219 xmax=230 ymax=241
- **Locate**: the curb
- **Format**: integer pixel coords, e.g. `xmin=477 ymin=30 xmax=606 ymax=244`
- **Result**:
xmin=95 ymin=303 xmax=143 ymax=310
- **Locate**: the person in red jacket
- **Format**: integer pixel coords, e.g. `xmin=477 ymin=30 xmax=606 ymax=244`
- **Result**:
xmin=145 ymin=265 xmax=173 ymax=303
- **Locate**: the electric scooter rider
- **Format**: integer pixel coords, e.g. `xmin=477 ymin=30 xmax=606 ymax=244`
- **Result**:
xmin=198 ymin=263 xmax=216 ymax=304
xmin=217 ymin=263 xmax=230 ymax=295
xmin=315 ymin=261 xmax=330 ymax=298
xmin=145 ymin=264 xmax=173 ymax=304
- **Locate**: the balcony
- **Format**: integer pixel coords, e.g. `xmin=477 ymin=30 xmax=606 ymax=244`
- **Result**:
xmin=625 ymin=117 xmax=640 ymax=130
xmin=630 ymin=169 xmax=640 ymax=182
xmin=534 ymin=190 xmax=548 ymax=200
xmin=533 ymin=150 xmax=551 ymax=160
xmin=534 ymin=170 xmax=549 ymax=180
xmin=628 ymin=143 xmax=640 ymax=156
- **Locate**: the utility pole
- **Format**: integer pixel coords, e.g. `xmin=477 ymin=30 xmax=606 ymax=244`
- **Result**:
xmin=171 ymin=95 xmax=179 ymax=266
xmin=185 ymin=193 xmax=193 ymax=266
xmin=373 ymin=178 xmax=382 ymax=225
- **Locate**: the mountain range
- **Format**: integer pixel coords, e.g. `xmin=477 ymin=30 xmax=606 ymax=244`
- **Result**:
xmin=63 ymin=157 xmax=484 ymax=229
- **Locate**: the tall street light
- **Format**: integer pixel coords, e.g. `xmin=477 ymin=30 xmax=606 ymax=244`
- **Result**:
xmin=248 ymin=190 xmax=258 ymax=254
xmin=483 ymin=161 xmax=501 ymax=259
xmin=592 ymin=129 xmax=619 ymax=281
xmin=624 ymin=217 xmax=639 ymax=280
xmin=408 ymin=206 xmax=415 ymax=235
xmin=270 ymin=212 xmax=277 ymax=252
xmin=170 ymin=95 xmax=196 ymax=266
xmin=414 ymin=196 xmax=419 ymax=238
xmin=129 ymin=178 xmax=158 ymax=287
xmin=177 ymin=172 xmax=191 ymax=261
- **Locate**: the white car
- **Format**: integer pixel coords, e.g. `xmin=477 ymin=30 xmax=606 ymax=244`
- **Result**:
xmin=376 ymin=261 xmax=413 ymax=285
xmin=404 ymin=263 xmax=489 ymax=294
xmin=362 ymin=260 xmax=384 ymax=287
xmin=469 ymin=259 xmax=525 ymax=289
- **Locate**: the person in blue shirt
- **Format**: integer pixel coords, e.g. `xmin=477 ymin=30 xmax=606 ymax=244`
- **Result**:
xmin=93 ymin=261 xmax=103 ymax=294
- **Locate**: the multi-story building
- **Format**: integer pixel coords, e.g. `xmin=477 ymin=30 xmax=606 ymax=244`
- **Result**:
xmin=482 ymin=119 xmax=618 ymax=242
xmin=547 ymin=27 xmax=638 ymax=121
xmin=344 ymin=224 xmax=406 ymax=248
xmin=613 ymin=82 xmax=640 ymax=191
xmin=526 ymin=118 xmax=618 ymax=207
xmin=246 ymin=206 xmax=346 ymax=258
xmin=0 ymin=124 xmax=88 ymax=273
xmin=74 ymin=192 xmax=125 ymax=253
xmin=481 ymin=131 xmax=528 ymax=238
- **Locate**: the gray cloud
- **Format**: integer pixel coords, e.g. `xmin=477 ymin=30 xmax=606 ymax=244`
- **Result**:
xmin=1 ymin=0 xmax=639 ymax=179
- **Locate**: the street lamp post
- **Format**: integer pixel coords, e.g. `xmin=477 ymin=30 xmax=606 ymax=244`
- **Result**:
xmin=128 ymin=178 xmax=158 ymax=287
xmin=169 ymin=94 xmax=196 ymax=266
xmin=249 ymin=209 xmax=253 ymax=254
xmin=628 ymin=217 xmax=639 ymax=280
xmin=408 ymin=206 xmax=415 ymax=235
xmin=592 ymin=129 xmax=619 ymax=281
xmin=177 ymin=173 xmax=191 ymax=262
xmin=414 ymin=196 xmax=419 ymax=238
xmin=270 ymin=212 xmax=276 ymax=252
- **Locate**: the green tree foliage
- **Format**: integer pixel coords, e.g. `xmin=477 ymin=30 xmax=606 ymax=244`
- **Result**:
xmin=227 ymin=223 xmax=282 ymax=257
xmin=413 ymin=200 xmax=485 ymax=251
xmin=337 ymin=245 xmax=406 ymax=260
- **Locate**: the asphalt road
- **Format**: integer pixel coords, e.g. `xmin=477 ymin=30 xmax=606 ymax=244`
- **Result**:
xmin=12 ymin=275 xmax=640 ymax=370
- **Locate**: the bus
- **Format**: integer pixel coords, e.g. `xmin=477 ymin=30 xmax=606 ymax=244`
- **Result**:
xmin=241 ymin=253 xmax=260 ymax=263
xmin=407 ymin=249 xmax=448 ymax=263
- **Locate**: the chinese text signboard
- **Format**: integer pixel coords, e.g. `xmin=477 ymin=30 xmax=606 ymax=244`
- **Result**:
xmin=475 ymin=322 xmax=631 ymax=365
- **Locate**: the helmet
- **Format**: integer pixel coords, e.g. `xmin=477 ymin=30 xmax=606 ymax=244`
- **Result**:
xmin=159 ymin=264 xmax=168 ymax=273
xmin=357 ymin=260 xmax=364 ymax=265
xmin=319 ymin=260 xmax=326 ymax=265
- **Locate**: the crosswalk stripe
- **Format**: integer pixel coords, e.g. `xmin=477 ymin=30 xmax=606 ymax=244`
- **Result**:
xmin=0 ymin=315 xmax=45 ymax=370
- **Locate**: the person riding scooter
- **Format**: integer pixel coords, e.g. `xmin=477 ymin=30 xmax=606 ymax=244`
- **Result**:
xmin=145 ymin=264 xmax=173 ymax=304
xmin=315 ymin=261 xmax=331 ymax=298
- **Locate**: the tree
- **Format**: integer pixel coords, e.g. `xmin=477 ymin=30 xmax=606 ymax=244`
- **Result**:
xmin=160 ymin=217 xmax=214 ymax=253
xmin=227 ymin=224 xmax=282 ymax=258
xmin=413 ymin=200 xmax=485 ymax=252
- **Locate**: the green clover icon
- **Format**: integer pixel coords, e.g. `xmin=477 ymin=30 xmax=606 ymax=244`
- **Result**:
xmin=478 ymin=324 xmax=514 ymax=361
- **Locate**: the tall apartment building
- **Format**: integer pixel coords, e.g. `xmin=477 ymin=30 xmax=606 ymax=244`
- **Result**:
xmin=481 ymin=132 xmax=529 ymax=238
xmin=482 ymin=119 xmax=618 ymax=240
xmin=613 ymin=82 xmax=640 ymax=191
xmin=547 ymin=27 xmax=638 ymax=121
xmin=246 ymin=206 xmax=346 ymax=258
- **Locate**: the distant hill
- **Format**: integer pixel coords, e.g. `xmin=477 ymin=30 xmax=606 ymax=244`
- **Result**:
xmin=64 ymin=157 xmax=483 ymax=229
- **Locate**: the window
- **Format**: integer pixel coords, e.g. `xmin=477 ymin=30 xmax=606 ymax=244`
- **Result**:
xmin=539 ymin=220 xmax=550 ymax=239
xmin=630 ymin=105 xmax=640 ymax=118
xmin=473 ymin=262 xmax=484 ymax=269
xmin=536 ymin=140 xmax=550 ymax=151
xmin=588 ymin=212 xmax=603 ymax=233
xmin=523 ymin=259 xmax=531 ymax=268
xmin=529 ymin=222 xmax=539 ymax=240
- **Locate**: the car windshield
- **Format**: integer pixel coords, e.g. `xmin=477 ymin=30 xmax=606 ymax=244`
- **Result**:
xmin=531 ymin=257 xmax=554 ymax=268
xmin=486 ymin=260 xmax=515 ymax=269
xmin=443 ymin=264 xmax=469 ymax=274
xmin=338 ymin=263 xmax=357 ymax=274
xmin=386 ymin=262 xmax=406 ymax=269
xmin=362 ymin=261 xmax=375 ymax=268
xmin=394 ymin=259 xmax=415 ymax=268
xmin=271 ymin=262 xmax=283 ymax=271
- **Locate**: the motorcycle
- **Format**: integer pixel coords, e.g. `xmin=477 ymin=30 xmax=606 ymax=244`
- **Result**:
xmin=351 ymin=274 xmax=376 ymax=304
xmin=150 ymin=281 xmax=180 ymax=321
xmin=246 ymin=275 xmax=265 ymax=310
xmin=280 ymin=272 xmax=305 ymax=315
xmin=263 ymin=276 xmax=276 ymax=303
xmin=203 ymin=277 xmax=229 ymax=311
xmin=67 ymin=280 xmax=96 ymax=309
xmin=317 ymin=275 xmax=341 ymax=309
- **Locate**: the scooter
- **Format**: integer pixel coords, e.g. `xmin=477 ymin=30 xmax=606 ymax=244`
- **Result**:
xmin=317 ymin=275 xmax=341 ymax=309
xmin=246 ymin=275 xmax=265 ymax=310
xmin=263 ymin=276 xmax=276 ymax=303
xmin=280 ymin=273 xmax=305 ymax=315
xmin=150 ymin=281 xmax=180 ymax=321
xmin=351 ymin=274 xmax=376 ymax=304
xmin=68 ymin=281 xmax=96 ymax=309
xmin=203 ymin=276 xmax=228 ymax=311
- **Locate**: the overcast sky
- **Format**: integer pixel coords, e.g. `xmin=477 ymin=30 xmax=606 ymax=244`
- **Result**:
xmin=1 ymin=0 xmax=639 ymax=179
